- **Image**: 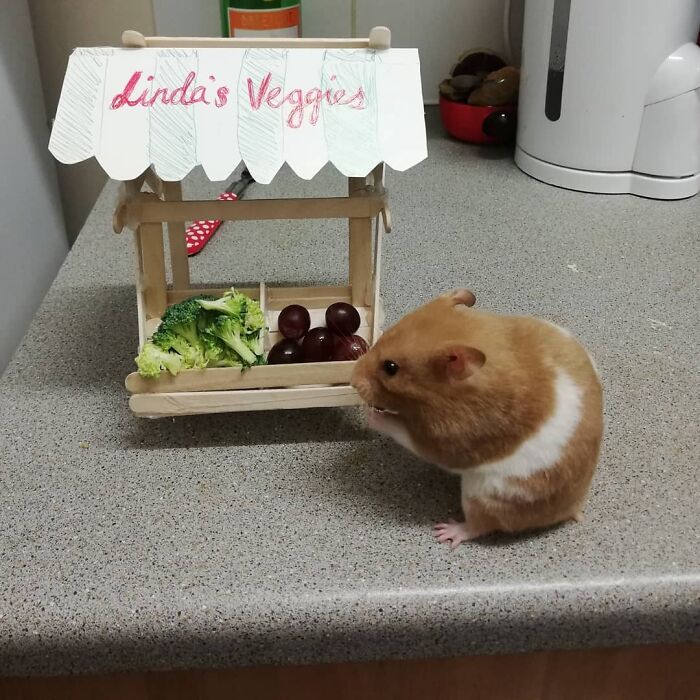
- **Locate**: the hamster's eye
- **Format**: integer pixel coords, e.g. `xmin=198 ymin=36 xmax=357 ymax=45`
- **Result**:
xmin=383 ymin=360 xmax=399 ymax=376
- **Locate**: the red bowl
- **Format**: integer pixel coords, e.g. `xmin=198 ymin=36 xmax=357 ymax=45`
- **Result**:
xmin=439 ymin=95 xmax=516 ymax=144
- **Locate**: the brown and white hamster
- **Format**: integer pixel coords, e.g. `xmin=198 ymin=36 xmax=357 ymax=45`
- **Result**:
xmin=351 ymin=289 xmax=603 ymax=548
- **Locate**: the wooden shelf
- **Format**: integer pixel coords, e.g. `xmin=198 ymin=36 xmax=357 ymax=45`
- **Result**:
xmin=129 ymin=385 xmax=363 ymax=417
xmin=130 ymin=283 xmax=372 ymax=417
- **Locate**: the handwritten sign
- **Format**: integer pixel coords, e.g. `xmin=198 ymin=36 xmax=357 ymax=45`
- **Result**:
xmin=49 ymin=47 xmax=427 ymax=183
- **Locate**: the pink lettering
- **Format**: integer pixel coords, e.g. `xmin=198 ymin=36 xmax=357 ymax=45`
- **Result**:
xmin=215 ymin=86 xmax=229 ymax=108
xmin=189 ymin=85 xmax=210 ymax=105
xmin=285 ymin=89 xmax=304 ymax=128
xmin=266 ymin=86 xmax=283 ymax=108
xmin=304 ymin=88 xmax=323 ymax=125
xmin=134 ymin=89 xmax=150 ymax=107
xmin=109 ymin=70 xmax=365 ymax=126
xmin=247 ymin=72 xmax=272 ymax=110
xmin=341 ymin=87 xmax=366 ymax=110
xmin=110 ymin=71 xmax=143 ymax=109
xmin=331 ymin=89 xmax=346 ymax=105
xmin=171 ymin=71 xmax=196 ymax=105
xmin=149 ymin=87 xmax=171 ymax=106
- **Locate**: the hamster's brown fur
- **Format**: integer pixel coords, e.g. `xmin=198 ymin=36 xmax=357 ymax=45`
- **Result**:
xmin=351 ymin=290 xmax=603 ymax=547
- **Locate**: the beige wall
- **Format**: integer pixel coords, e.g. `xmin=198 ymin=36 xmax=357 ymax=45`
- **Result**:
xmin=152 ymin=0 xmax=220 ymax=36
xmin=28 ymin=0 xmax=155 ymax=243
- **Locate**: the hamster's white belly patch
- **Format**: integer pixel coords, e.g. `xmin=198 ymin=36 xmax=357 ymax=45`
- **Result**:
xmin=461 ymin=369 xmax=584 ymax=500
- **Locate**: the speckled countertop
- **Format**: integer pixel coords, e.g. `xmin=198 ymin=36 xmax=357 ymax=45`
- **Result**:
xmin=1 ymin=110 xmax=698 ymax=677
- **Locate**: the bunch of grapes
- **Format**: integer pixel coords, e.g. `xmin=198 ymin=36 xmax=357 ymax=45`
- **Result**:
xmin=267 ymin=302 xmax=369 ymax=365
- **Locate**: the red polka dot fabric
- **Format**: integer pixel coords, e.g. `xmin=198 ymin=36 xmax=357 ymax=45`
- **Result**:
xmin=185 ymin=191 xmax=238 ymax=256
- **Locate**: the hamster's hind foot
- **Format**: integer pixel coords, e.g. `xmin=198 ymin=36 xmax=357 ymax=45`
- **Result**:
xmin=433 ymin=520 xmax=477 ymax=550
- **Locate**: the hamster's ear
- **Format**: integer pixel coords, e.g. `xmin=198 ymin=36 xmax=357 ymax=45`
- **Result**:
xmin=434 ymin=344 xmax=485 ymax=380
xmin=442 ymin=289 xmax=476 ymax=307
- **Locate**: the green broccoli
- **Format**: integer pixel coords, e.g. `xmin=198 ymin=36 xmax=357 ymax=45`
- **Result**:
xmin=243 ymin=299 xmax=265 ymax=332
xmin=159 ymin=298 xmax=206 ymax=346
xmin=197 ymin=288 xmax=248 ymax=318
xmin=135 ymin=342 xmax=184 ymax=378
xmin=211 ymin=347 xmax=244 ymax=368
xmin=205 ymin=315 xmax=257 ymax=366
xmin=198 ymin=332 xmax=226 ymax=365
xmin=161 ymin=294 xmax=215 ymax=321
xmin=153 ymin=297 xmax=209 ymax=367
xmin=151 ymin=327 xmax=206 ymax=369
xmin=134 ymin=291 xmax=266 ymax=376
xmin=244 ymin=330 xmax=265 ymax=357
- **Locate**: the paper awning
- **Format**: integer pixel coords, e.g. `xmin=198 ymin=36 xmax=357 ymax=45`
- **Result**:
xmin=48 ymin=47 xmax=427 ymax=184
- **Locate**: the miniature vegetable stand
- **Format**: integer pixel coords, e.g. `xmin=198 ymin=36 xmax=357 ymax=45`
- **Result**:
xmin=48 ymin=27 xmax=427 ymax=417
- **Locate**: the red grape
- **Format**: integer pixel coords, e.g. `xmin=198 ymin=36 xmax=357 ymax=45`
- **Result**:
xmin=267 ymin=338 xmax=304 ymax=364
xmin=278 ymin=304 xmax=311 ymax=340
xmin=325 ymin=302 xmax=360 ymax=336
xmin=333 ymin=334 xmax=369 ymax=361
xmin=302 ymin=327 xmax=335 ymax=362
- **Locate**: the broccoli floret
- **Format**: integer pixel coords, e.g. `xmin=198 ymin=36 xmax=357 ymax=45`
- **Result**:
xmin=244 ymin=299 xmax=265 ymax=332
xmin=151 ymin=327 xmax=206 ymax=369
xmin=205 ymin=315 xmax=257 ymax=366
xmin=211 ymin=347 xmax=244 ymax=368
xmin=161 ymin=295 xmax=215 ymax=321
xmin=244 ymin=330 xmax=265 ymax=357
xmin=201 ymin=332 xmax=246 ymax=368
xmin=200 ymin=332 xmax=227 ymax=365
xmin=159 ymin=298 xmax=204 ymax=347
xmin=152 ymin=297 xmax=212 ymax=369
xmin=135 ymin=342 xmax=184 ymax=378
xmin=197 ymin=288 xmax=248 ymax=318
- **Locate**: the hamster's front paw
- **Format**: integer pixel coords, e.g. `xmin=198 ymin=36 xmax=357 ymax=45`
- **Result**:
xmin=366 ymin=408 xmax=421 ymax=456
xmin=433 ymin=519 xmax=478 ymax=549
xmin=366 ymin=407 xmax=401 ymax=438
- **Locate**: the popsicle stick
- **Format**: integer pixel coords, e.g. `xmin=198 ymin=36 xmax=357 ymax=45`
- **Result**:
xmin=162 ymin=181 xmax=190 ymax=289
xmin=168 ymin=284 xmax=350 ymax=308
xmin=348 ymin=176 xmax=373 ymax=307
xmin=126 ymin=195 xmax=386 ymax=226
xmin=371 ymin=216 xmax=384 ymax=342
xmin=133 ymin=231 xmax=146 ymax=348
xmin=266 ymin=285 xmax=352 ymax=304
xmin=122 ymin=30 xmax=380 ymax=50
xmin=126 ymin=360 xmax=355 ymax=394
xmin=166 ymin=287 xmax=258 ymax=304
xmin=140 ymin=222 xmax=167 ymax=320
xmin=129 ymin=386 xmax=362 ymax=417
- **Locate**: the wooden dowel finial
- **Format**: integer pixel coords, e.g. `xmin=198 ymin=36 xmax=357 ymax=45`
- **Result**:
xmin=122 ymin=30 xmax=147 ymax=48
xmin=368 ymin=26 xmax=391 ymax=50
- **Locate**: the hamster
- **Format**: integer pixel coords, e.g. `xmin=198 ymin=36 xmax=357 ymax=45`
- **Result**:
xmin=351 ymin=289 xmax=603 ymax=548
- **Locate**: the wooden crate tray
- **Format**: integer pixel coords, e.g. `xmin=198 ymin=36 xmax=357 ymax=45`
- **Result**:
xmin=127 ymin=283 xmax=374 ymax=417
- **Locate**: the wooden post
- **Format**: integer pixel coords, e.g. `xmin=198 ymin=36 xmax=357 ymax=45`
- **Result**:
xmin=162 ymin=181 xmax=191 ymax=289
xmin=139 ymin=222 xmax=167 ymax=320
xmin=348 ymin=176 xmax=373 ymax=307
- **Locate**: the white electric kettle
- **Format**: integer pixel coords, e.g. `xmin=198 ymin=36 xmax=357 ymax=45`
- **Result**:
xmin=515 ymin=0 xmax=700 ymax=199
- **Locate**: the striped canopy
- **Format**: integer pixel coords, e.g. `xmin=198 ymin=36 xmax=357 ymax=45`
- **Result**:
xmin=49 ymin=47 xmax=427 ymax=184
